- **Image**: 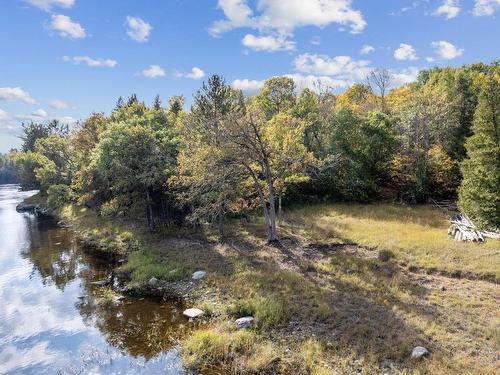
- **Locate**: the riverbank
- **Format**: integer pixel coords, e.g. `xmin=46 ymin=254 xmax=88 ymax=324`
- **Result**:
xmin=27 ymin=193 xmax=500 ymax=374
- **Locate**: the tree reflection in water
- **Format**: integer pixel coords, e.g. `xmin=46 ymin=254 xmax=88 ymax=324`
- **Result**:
xmin=20 ymin=213 xmax=189 ymax=360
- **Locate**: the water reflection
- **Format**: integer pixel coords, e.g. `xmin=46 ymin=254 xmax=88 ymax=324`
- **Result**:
xmin=0 ymin=185 xmax=189 ymax=374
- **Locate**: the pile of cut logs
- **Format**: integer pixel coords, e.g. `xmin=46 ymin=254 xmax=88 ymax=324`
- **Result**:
xmin=448 ymin=213 xmax=500 ymax=242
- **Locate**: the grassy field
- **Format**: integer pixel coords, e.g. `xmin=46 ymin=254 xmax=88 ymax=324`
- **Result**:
xmin=51 ymin=198 xmax=499 ymax=375
xmin=285 ymin=203 xmax=500 ymax=278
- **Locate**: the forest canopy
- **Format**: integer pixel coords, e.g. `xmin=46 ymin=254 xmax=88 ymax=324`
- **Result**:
xmin=13 ymin=61 xmax=500 ymax=235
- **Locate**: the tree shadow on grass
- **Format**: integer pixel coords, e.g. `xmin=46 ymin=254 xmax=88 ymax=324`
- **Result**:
xmin=234 ymin=239 xmax=437 ymax=370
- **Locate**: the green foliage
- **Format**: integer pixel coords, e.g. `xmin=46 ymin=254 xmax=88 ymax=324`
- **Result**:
xmin=46 ymin=184 xmax=73 ymax=210
xmin=11 ymin=62 xmax=498 ymax=237
xmin=14 ymin=151 xmax=50 ymax=190
xmin=459 ymin=73 xmax=500 ymax=228
xmin=92 ymin=101 xmax=178 ymax=227
xmin=120 ymin=250 xmax=186 ymax=283
xmin=19 ymin=120 xmax=68 ymax=152
xmin=0 ymin=151 xmax=18 ymax=184
xmin=320 ymin=109 xmax=397 ymax=200
xmin=227 ymin=296 xmax=289 ymax=329
xmin=256 ymin=76 xmax=296 ymax=118
xmin=174 ymin=75 xmax=244 ymax=235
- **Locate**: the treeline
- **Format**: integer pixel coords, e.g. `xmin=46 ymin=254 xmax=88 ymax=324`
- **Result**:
xmin=0 ymin=150 xmax=18 ymax=184
xmin=14 ymin=62 xmax=500 ymax=237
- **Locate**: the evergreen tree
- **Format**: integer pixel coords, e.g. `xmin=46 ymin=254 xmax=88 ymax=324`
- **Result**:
xmin=153 ymin=94 xmax=161 ymax=110
xmin=459 ymin=74 xmax=500 ymax=228
xmin=115 ymin=96 xmax=124 ymax=110
xmin=127 ymin=94 xmax=138 ymax=106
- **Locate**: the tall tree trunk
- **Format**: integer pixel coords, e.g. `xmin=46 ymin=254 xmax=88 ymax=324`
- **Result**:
xmin=145 ymin=189 xmax=154 ymax=231
xmin=245 ymin=164 xmax=273 ymax=240
xmin=265 ymin=167 xmax=277 ymax=242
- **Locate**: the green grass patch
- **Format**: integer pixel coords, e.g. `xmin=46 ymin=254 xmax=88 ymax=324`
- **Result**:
xmin=227 ymin=296 xmax=289 ymax=329
xmin=120 ymin=249 xmax=186 ymax=283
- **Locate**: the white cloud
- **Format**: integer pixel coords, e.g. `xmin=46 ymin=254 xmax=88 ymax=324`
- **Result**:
xmin=49 ymin=99 xmax=69 ymax=109
xmin=141 ymin=64 xmax=166 ymax=78
xmin=426 ymin=56 xmax=435 ymax=63
xmin=0 ymin=342 xmax=61 ymax=374
xmin=360 ymin=44 xmax=374 ymax=55
xmin=433 ymin=0 xmax=461 ymax=19
xmin=63 ymin=55 xmax=117 ymax=67
xmin=472 ymin=0 xmax=500 ymax=16
xmin=25 ymin=0 xmax=74 ymax=11
xmin=232 ymin=79 xmax=265 ymax=94
xmin=57 ymin=116 xmax=77 ymax=124
xmin=431 ymin=40 xmax=464 ymax=59
xmin=0 ymin=109 xmax=7 ymax=120
xmin=126 ymin=16 xmax=151 ymax=42
xmin=286 ymin=74 xmax=346 ymax=92
xmin=211 ymin=0 xmax=366 ymax=35
xmin=394 ymin=43 xmax=417 ymax=61
xmin=48 ymin=14 xmax=86 ymax=39
xmin=177 ymin=67 xmax=206 ymax=80
xmin=0 ymin=87 xmax=36 ymax=104
xmin=242 ymin=34 xmax=295 ymax=51
xmin=32 ymin=108 xmax=48 ymax=117
xmin=293 ymin=53 xmax=371 ymax=82
xmin=232 ymin=74 xmax=345 ymax=95
xmin=390 ymin=67 xmax=420 ymax=88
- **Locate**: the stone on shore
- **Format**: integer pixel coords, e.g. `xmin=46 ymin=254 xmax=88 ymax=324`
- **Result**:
xmin=411 ymin=346 xmax=429 ymax=359
xmin=148 ymin=277 xmax=159 ymax=287
xmin=192 ymin=271 xmax=206 ymax=280
xmin=183 ymin=308 xmax=204 ymax=319
xmin=235 ymin=316 xmax=254 ymax=329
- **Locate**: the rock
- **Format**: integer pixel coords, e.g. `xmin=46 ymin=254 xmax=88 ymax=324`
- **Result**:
xmin=16 ymin=203 xmax=37 ymax=212
xmin=113 ymin=295 xmax=125 ymax=304
xmin=148 ymin=277 xmax=159 ymax=287
xmin=411 ymin=346 xmax=429 ymax=359
xmin=192 ymin=271 xmax=206 ymax=280
xmin=91 ymin=279 xmax=109 ymax=287
xmin=183 ymin=308 xmax=204 ymax=319
xmin=57 ymin=220 xmax=69 ymax=228
xmin=235 ymin=316 xmax=254 ymax=329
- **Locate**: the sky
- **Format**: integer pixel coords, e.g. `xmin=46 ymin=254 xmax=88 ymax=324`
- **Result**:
xmin=0 ymin=0 xmax=499 ymax=152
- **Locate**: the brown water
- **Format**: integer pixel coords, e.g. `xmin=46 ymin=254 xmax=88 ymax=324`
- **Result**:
xmin=0 ymin=185 xmax=191 ymax=374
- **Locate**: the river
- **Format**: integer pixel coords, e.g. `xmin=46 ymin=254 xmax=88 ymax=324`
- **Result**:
xmin=0 ymin=185 xmax=190 ymax=374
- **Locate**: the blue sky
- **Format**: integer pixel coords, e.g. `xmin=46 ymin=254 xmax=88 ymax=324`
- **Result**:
xmin=1 ymin=0 xmax=499 ymax=152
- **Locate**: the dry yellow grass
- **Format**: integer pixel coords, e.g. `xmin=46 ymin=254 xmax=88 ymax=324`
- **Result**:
xmin=49 ymin=198 xmax=500 ymax=374
xmin=284 ymin=203 xmax=500 ymax=278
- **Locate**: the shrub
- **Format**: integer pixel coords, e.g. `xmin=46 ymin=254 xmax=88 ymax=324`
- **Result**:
xmin=47 ymin=184 xmax=73 ymax=210
xmin=378 ymin=249 xmax=395 ymax=262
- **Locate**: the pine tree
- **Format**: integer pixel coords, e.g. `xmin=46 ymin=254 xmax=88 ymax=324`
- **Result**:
xmin=127 ymin=94 xmax=138 ymax=106
xmin=115 ymin=96 xmax=124 ymax=110
xmin=153 ymin=94 xmax=161 ymax=110
xmin=458 ymin=74 xmax=500 ymax=228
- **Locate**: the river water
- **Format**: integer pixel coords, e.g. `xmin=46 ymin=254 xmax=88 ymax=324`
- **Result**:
xmin=0 ymin=185 xmax=190 ymax=374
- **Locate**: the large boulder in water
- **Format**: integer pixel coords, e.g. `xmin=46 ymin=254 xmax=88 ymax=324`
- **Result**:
xmin=16 ymin=203 xmax=37 ymax=212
